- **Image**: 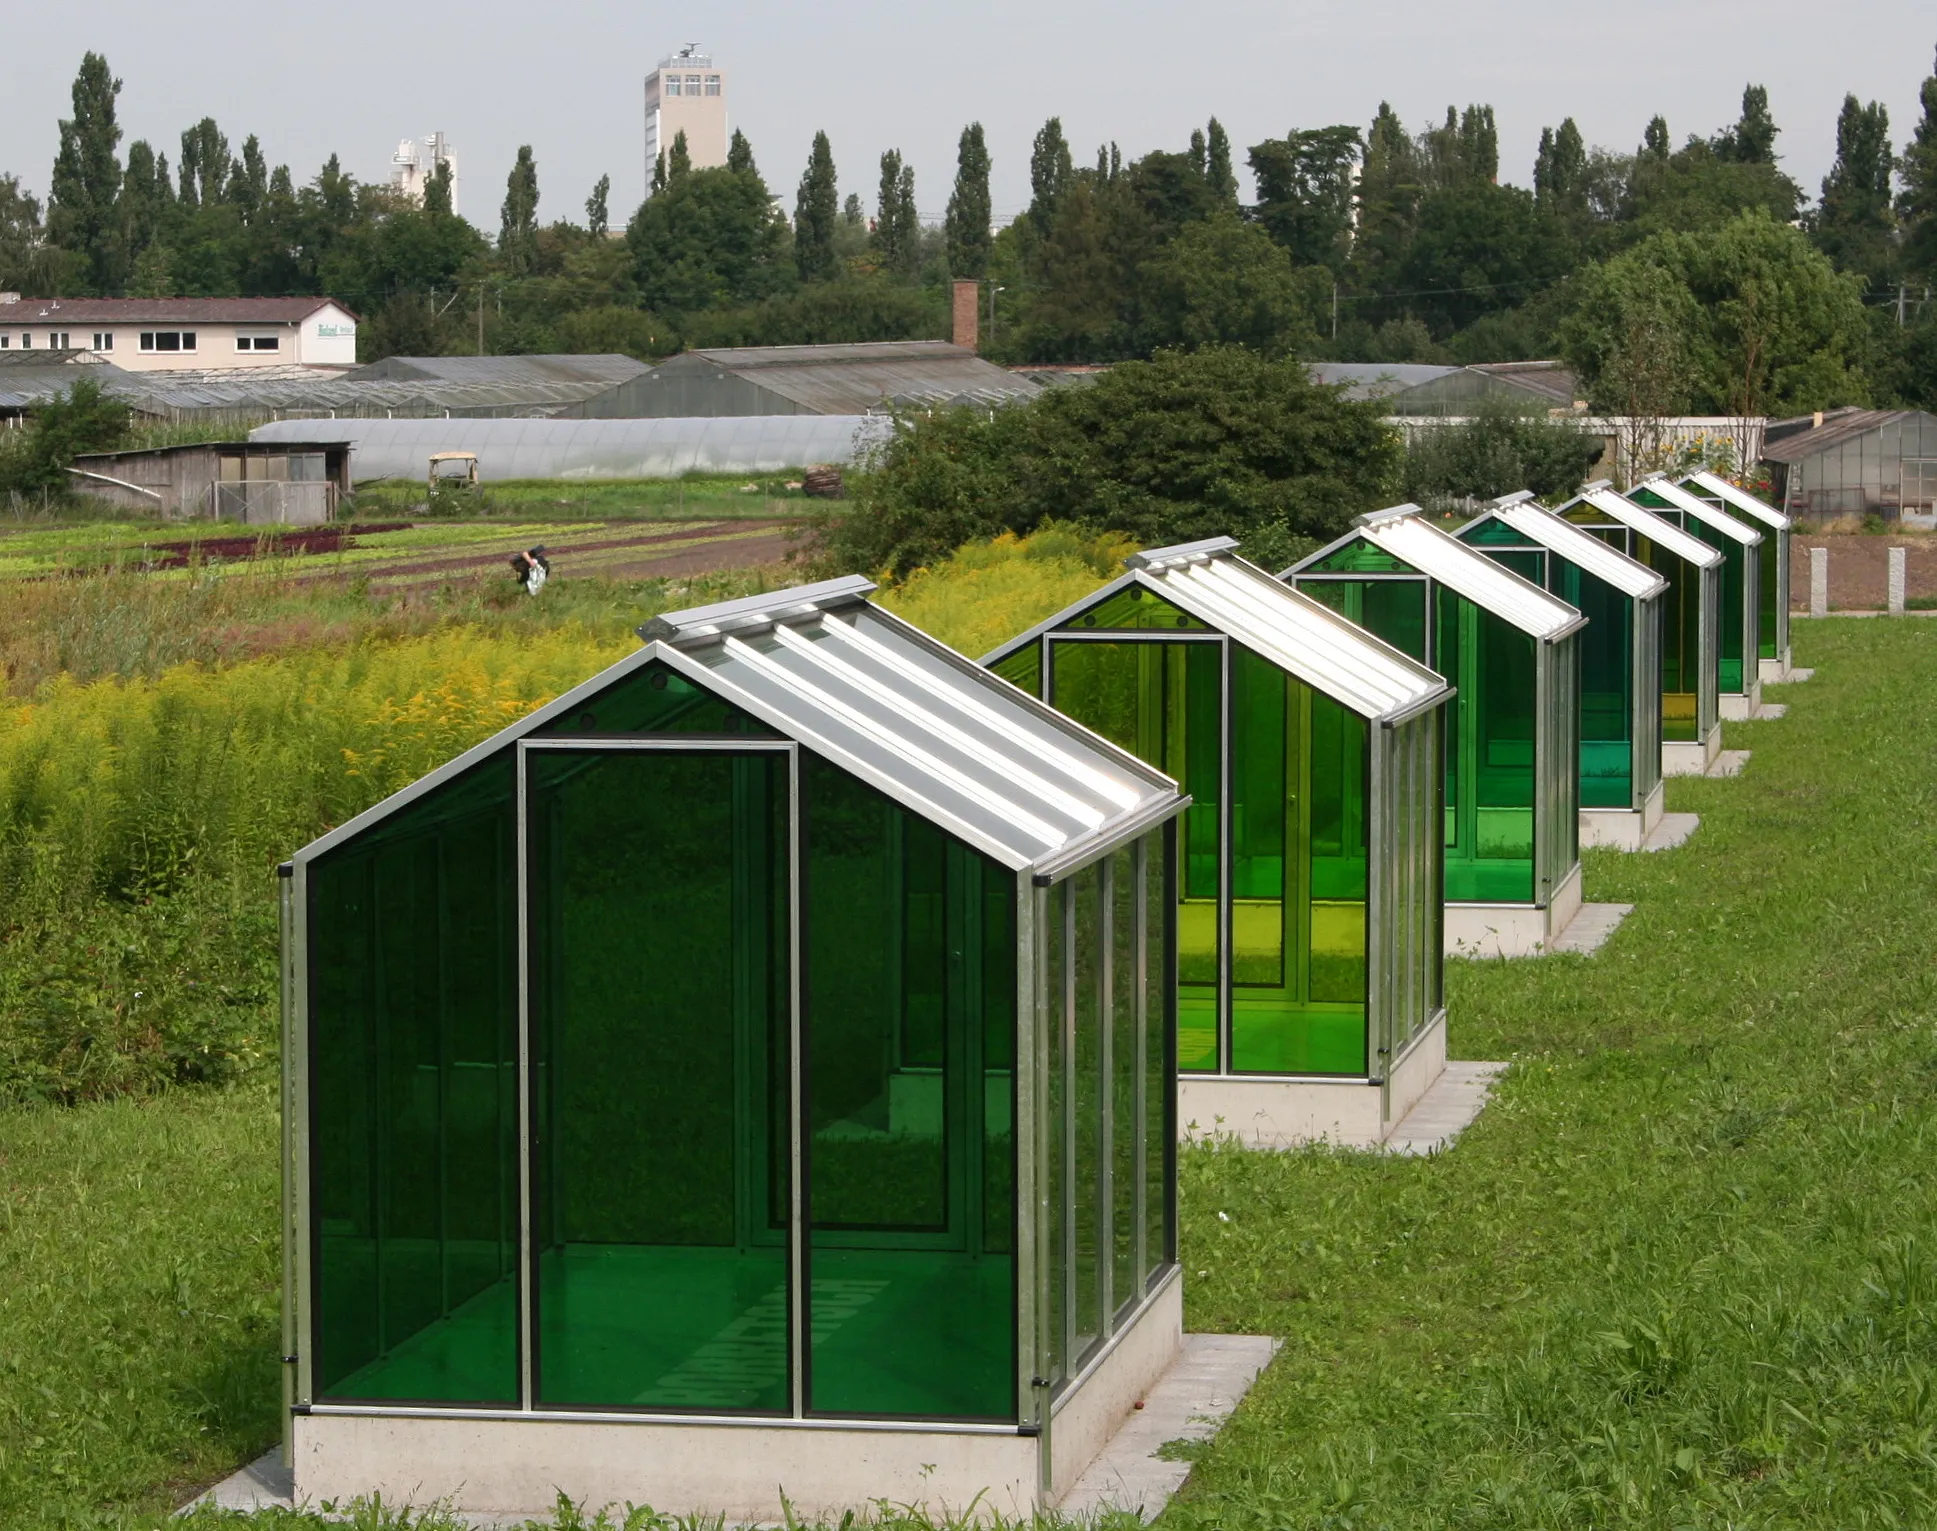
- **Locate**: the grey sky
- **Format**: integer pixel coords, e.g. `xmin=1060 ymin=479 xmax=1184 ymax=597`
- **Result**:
xmin=4 ymin=0 xmax=1933 ymax=236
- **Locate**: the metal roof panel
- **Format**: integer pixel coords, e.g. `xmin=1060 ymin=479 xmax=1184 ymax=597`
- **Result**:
xmin=1682 ymin=470 xmax=1792 ymax=532
xmin=1463 ymin=502 xmax=1667 ymax=600
xmin=1328 ymin=507 xmax=1584 ymax=640
xmin=1634 ymin=477 xmax=1761 ymax=545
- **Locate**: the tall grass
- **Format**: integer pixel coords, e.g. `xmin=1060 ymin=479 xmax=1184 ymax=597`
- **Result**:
xmin=876 ymin=525 xmax=1132 ymax=659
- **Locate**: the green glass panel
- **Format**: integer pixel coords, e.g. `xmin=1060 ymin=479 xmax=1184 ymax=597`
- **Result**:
xmin=989 ymin=643 xmax=1042 ymax=698
xmin=1110 ymin=848 xmax=1138 ymax=1319
xmin=1759 ymin=531 xmax=1779 ymax=660
xmin=534 ymin=659 xmax=777 ymax=736
xmin=804 ymin=757 xmax=1015 ymax=1421
xmin=1142 ymin=828 xmax=1171 ymax=1286
xmin=529 ymin=749 xmax=788 ymax=1413
xmin=1070 ymin=862 xmax=1105 ymax=1368
xmin=1304 ymin=537 xmax=1414 ymax=574
xmin=1044 ymin=880 xmax=1068 ymax=1390
xmin=1442 ymin=595 xmax=1536 ymax=905
xmin=1641 ymin=536 xmax=1702 ymax=741
xmin=1049 ymin=639 xmax=1220 ymax=1073
xmin=1228 ymin=646 xmax=1367 ymax=1076
xmin=1462 ymin=517 xmax=1535 ymax=547
xmin=1300 ymin=578 xmax=1429 ymax=662
xmin=308 ymin=753 xmax=519 ymax=1406
xmin=1072 ymin=585 xmax=1208 ymax=631
xmin=1558 ymin=561 xmax=1635 ymax=810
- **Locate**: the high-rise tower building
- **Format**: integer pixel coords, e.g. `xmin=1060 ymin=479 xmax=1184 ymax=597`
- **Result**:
xmin=645 ymin=45 xmax=728 ymax=188
xmin=389 ymin=132 xmax=460 ymax=217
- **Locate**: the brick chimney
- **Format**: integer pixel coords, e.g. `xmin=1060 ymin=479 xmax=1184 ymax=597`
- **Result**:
xmin=951 ymin=279 xmax=979 ymax=353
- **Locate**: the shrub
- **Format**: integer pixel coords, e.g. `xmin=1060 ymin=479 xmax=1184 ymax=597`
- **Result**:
xmin=0 ymin=377 xmax=132 ymax=495
xmin=1402 ymin=394 xmax=1603 ymax=511
xmin=876 ymin=524 xmax=1133 ymax=658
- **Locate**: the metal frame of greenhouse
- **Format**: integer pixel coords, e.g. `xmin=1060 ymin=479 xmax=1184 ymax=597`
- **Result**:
xmin=277 ymin=576 xmax=1195 ymax=1523
xmin=1457 ymin=493 xmax=1669 ymax=853
xmin=982 ymin=537 xmax=1453 ymax=1149
xmin=1283 ymin=507 xmax=1586 ymax=960
xmin=1553 ymin=483 xmax=1725 ymax=778
xmin=1679 ymin=470 xmax=1799 ymax=684
xmin=1627 ymin=475 xmax=1766 ymax=720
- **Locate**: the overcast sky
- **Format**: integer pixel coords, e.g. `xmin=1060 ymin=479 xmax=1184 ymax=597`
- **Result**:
xmin=4 ymin=0 xmax=1933 ymax=232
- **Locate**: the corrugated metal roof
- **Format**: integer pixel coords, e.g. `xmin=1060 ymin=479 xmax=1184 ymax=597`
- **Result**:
xmin=343 ymin=354 xmax=650 ymax=386
xmin=292 ymin=578 xmax=1182 ymax=878
xmin=1558 ymin=486 xmax=1723 ymax=570
xmin=1633 ymin=476 xmax=1760 ymax=545
xmin=1461 ymin=498 xmax=1666 ymax=600
xmin=1681 ymin=470 xmax=1792 ymax=532
xmin=250 ymin=414 xmax=889 ymax=480
xmin=981 ymin=539 xmax=1449 ymax=723
xmin=1304 ymin=362 xmax=1458 ymax=400
xmin=673 ymin=341 xmax=1041 ymax=414
xmin=1297 ymin=505 xmax=1583 ymax=641
xmin=1758 ymin=408 xmax=1931 ymax=462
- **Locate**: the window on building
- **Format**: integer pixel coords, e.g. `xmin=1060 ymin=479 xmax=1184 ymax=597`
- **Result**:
xmin=236 ymin=334 xmax=281 ymax=352
xmin=685 ymin=74 xmax=702 ymax=91
xmin=140 ymin=331 xmax=197 ymax=353
xmin=48 ymin=332 xmax=70 ymax=349
xmin=705 ymin=74 xmax=721 ymax=95
xmin=0 ymin=335 xmax=9 ymax=349
xmin=664 ymin=74 xmax=682 ymax=95
xmin=92 ymin=332 xmax=113 ymax=351
xmin=21 ymin=333 xmax=33 ymax=349
xmin=1906 ymin=460 xmax=1937 ymax=512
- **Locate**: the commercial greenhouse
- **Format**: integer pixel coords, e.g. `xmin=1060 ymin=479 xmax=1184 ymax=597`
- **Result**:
xmin=1284 ymin=507 xmax=1586 ymax=959
xmin=1555 ymin=484 xmax=1724 ymax=777
xmin=279 ymin=576 xmax=1189 ymax=1523
xmin=1627 ymin=475 xmax=1764 ymax=719
xmin=1457 ymin=493 xmax=1668 ymax=852
xmin=1680 ymin=470 xmax=1797 ymax=683
xmin=983 ymin=537 xmax=1452 ymax=1149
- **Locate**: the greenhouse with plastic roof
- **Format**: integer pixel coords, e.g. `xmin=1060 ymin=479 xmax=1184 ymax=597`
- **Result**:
xmin=1627 ymin=475 xmax=1765 ymax=720
xmin=1555 ymin=483 xmax=1724 ymax=778
xmin=983 ymin=536 xmax=1453 ymax=1149
xmin=1457 ymin=492 xmax=1671 ymax=852
xmin=279 ymin=575 xmax=1188 ymax=1523
xmin=1284 ymin=507 xmax=1586 ymax=960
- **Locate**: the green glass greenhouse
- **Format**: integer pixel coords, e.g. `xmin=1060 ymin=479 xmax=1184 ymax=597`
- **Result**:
xmin=983 ymin=537 xmax=1452 ymax=1149
xmin=1554 ymin=483 xmax=1725 ymax=777
xmin=278 ymin=576 xmax=1190 ymax=1523
xmin=1679 ymin=470 xmax=1798 ymax=683
xmin=1627 ymin=475 xmax=1765 ymax=719
xmin=1456 ymin=492 xmax=1670 ymax=852
xmin=1284 ymin=507 xmax=1586 ymax=959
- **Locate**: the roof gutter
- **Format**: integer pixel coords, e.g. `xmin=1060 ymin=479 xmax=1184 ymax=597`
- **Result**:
xmin=63 ymin=466 xmax=163 ymax=501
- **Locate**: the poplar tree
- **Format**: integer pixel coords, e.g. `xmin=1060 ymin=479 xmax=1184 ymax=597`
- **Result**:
xmin=669 ymin=130 xmax=692 ymax=181
xmin=945 ymin=122 xmax=992 ymax=279
xmin=47 ymin=51 xmax=124 ymax=293
xmin=1534 ymin=118 xmax=1587 ymax=217
xmin=1900 ymin=48 xmax=1937 ymax=277
xmin=1028 ymin=117 xmax=1073 ymax=237
xmin=1717 ymin=85 xmax=1780 ymax=164
xmin=500 ymin=144 xmax=540 ymax=275
xmin=794 ymin=130 xmax=839 ymax=281
xmin=1206 ymin=118 xmax=1239 ymax=205
xmin=651 ymin=152 xmax=666 ymax=196
xmin=586 ymin=174 xmax=610 ymax=237
xmin=1815 ymin=95 xmax=1896 ymax=279
xmin=875 ymin=149 xmax=913 ymax=269
xmin=728 ymin=129 xmax=756 ymax=175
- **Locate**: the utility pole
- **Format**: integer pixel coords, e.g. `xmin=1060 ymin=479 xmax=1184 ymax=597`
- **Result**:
xmin=1899 ymin=283 xmax=1909 ymax=328
xmin=1332 ymin=283 xmax=1338 ymax=341
xmin=477 ymin=284 xmax=485 ymax=356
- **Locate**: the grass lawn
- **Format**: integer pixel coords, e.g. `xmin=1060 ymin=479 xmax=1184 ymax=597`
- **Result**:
xmin=345 ymin=476 xmax=811 ymax=524
xmin=6 ymin=617 xmax=1936 ymax=1527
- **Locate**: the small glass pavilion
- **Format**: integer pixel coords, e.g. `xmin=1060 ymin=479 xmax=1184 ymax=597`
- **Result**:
xmin=983 ymin=537 xmax=1452 ymax=1148
xmin=1680 ymin=469 xmax=1797 ymax=683
xmin=279 ymin=576 xmax=1189 ymax=1523
xmin=1284 ymin=507 xmax=1585 ymax=959
xmin=1457 ymin=492 xmax=1668 ymax=851
xmin=1627 ymin=475 xmax=1764 ymax=719
xmin=1554 ymin=483 xmax=1724 ymax=777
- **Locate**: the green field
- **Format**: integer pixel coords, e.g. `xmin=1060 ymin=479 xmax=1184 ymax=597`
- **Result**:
xmin=3 ymin=618 xmax=1935 ymax=1527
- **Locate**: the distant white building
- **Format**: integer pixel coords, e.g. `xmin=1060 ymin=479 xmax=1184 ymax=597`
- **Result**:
xmin=390 ymin=132 xmax=460 ymax=217
xmin=645 ymin=45 xmax=728 ymax=187
xmin=0 ymin=296 xmax=359 ymax=372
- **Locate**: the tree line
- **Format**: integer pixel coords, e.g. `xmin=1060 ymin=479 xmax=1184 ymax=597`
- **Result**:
xmin=3 ymin=50 xmax=1936 ymax=413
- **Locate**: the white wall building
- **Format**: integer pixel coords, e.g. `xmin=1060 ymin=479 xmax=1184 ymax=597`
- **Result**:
xmin=0 ymin=296 xmax=359 ymax=372
xmin=390 ymin=132 xmax=460 ymax=217
xmin=645 ymin=45 xmax=728 ymax=185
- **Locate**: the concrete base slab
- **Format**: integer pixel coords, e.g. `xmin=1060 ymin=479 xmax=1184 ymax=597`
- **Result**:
xmin=1060 ymin=1334 xmax=1279 ymax=1524
xmin=1754 ymin=702 xmax=1788 ymax=720
xmin=1708 ymin=749 xmax=1752 ymax=778
xmin=1641 ymin=812 xmax=1701 ymax=852
xmin=1546 ymin=901 xmax=1633 ymax=954
xmin=181 ymin=1449 xmax=291 ymax=1516
xmin=1786 ymin=667 xmax=1816 ymax=683
xmin=1446 ymin=862 xmax=1584 ymax=959
xmin=1662 ymin=723 xmax=1724 ymax=777
xmin=1384 ymin=1061 xmax=1508 ymax=1156
xmin=1580 ymin=780 xmax=1666 ymax=852
xmin=1761 ymin=655 xmax=1810 ymax=684
xmin=1719 ymin=691 xmax=1764 ymax=721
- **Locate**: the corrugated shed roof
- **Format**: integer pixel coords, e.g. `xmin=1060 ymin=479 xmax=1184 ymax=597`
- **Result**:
xmin=671 ymin=340 xmax=1041 ymax=414
xmin=1459 ymin=500 xmax=1666 ymax=600
xmin=1304 ymin=362 xmax=1458 ymax=400
xmin=293 ymin=578 xmax=1182 ymax=878
xmin=250 ymin=414 xmax=889 ymax=480
xmin=1758 ymin=409 xmax=1937 ymax=462
xmin=1469 ymin=360 xmax=1580 ymax=406
xmin=1558 ymin=487 xmax=1722 ymax=570
xmin=1682 ymin=470 xmax=1792 ymax=532
xmin=1292 ymin=506 xmax=1583 ymax=641
xmin=0 ymin=296 xmax=350 ymax=323
xmin=1633 ymin=476 xmax=1760 ymax=545
xmin=981 ymin=539 xmax=1449 ymax=723
xmin=342 ymin=354 xmax=650 ymax=385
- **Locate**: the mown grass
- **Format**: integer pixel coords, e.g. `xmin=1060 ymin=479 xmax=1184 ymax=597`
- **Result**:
xmin=4 ymin=620 xmax=1933 ymax=1528
xmin=345 ymin=475 xmax=811 ymax=524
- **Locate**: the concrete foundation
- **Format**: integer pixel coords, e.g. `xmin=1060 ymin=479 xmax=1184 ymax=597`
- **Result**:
xmin=288 ymin=1279 xmax=1183 ymax=1526
xmin=1579 ymin=779 xmax=1665 ymax=851
xmin=1177 ymin=1010 xmax=1447 ymax=1150
xmin=1445 ymin=860 xmax=1582 ymax=959
xmin=1759 ymin=647 xmax=1801 ymax=685
xmin=1662 ymin=722 xmax=1723 ymax=777
xmin=1718 ymin=671 xmax=1764 ymax=721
